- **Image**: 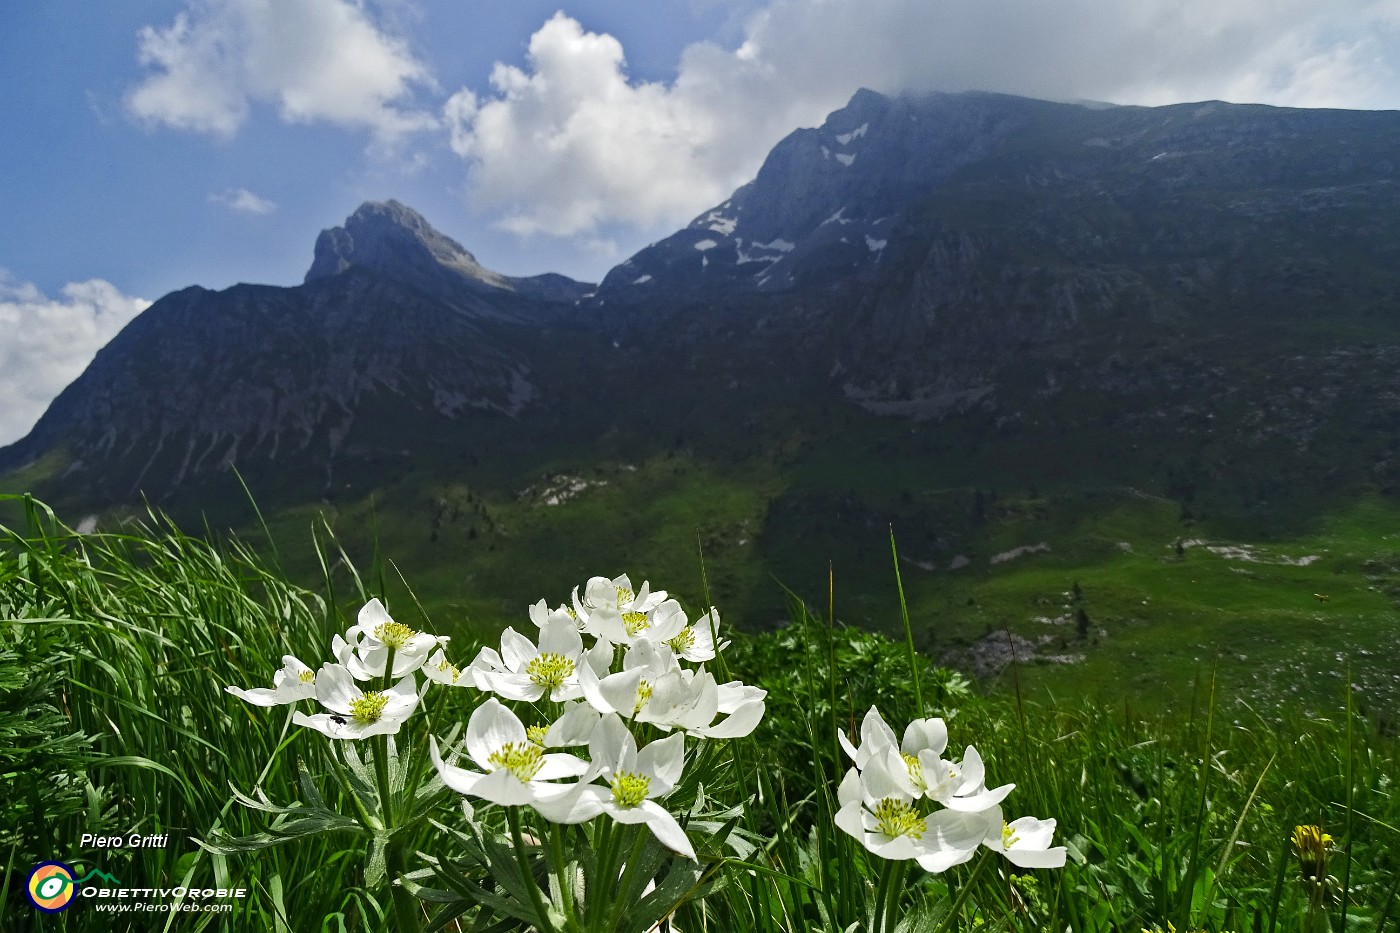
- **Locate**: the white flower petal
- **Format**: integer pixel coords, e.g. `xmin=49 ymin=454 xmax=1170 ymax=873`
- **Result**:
xmin=500 ymin=628 xmax=537 ymax=671
xmin=902 ymin=718 xmax=948 ymax=758
xmin=532 ymin=783 xmax=608 ymax=824
xmin=431 ymin=736 xmax=485 ymax=796
xmin=1005 ymin=845 xmax=1067 ymax=869
xmin=546 ymin=701 xmax=602 ymax=747
xmin=358 ymin=598 xmax=393 ymax=631
xmin=536 ymin=752 xmax=592 ymax=781
xmin=589 ymin=713 xmax=636 ymax=774
xmin=610 ymin=799 xmax=696 ymax=860
xmin=225 ymin=685 xmax=283 ymax=707
xmin=472 ymin=767 xmax=540 ymax=807
xmin=315 ymin=664 xmax=359 ymax=714
xmin=539 ymin=618 xmax=584 ymax=658
xmin=636 ymin=732 xmax=685 ymax=793
xmin=466 ymin=698 xmax=526 ymax=770
xmin=694 ymin=700 xmax=765 ymax=739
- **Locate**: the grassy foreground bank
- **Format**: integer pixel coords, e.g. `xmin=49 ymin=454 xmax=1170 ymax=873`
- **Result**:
xmin=2 ymin=495 xmax=1397 ymax=932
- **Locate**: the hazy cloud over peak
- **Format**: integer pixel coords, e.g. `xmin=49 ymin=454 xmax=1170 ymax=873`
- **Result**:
xmin=442 ymin=0 xmax=1400 ymax=242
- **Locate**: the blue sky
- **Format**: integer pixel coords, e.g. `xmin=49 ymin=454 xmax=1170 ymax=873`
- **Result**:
xmin=3 ymin=0 xmax=1400 ymax=446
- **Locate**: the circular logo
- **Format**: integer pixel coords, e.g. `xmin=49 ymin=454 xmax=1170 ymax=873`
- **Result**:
xmin=26 ymin=861 xmax=77 ymax=913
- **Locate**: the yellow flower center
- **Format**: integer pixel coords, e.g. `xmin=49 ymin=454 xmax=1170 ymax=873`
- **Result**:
xmin=298 ymin=670 xmax=316 ymax=684
xmin=349 ymin=692 xmax=389 ymax=725
xmin=610 ymin=771 xmax=650 ymax=807
xmin=374 ymin=620 xmax=417 ymax=651
xmin=622 ymin=611 xmax=649 ymax=636
xmin=665 ymin=628 xmax=695 ymax=654
xmin=1002 ymin=821 xmax=1020 ymax=849
xmin=435 ymin=657 xmax=461 ymax=683
xmin=488 ymin=742 xmax=544 ymax=781
xmin=616 ymin=585 xmax=635 ymax=605
xmin=873 ymin=798 xmax=924 ymax=839
xmin=635 ymin=680 xmax=654 ymax=714
xmin=526 ymin=725 xmax=549 ymax=747
xmin=526 ymin=652 xmax=576 ymax=691
xmin=902 ymin=753 xmax=925 ymax=788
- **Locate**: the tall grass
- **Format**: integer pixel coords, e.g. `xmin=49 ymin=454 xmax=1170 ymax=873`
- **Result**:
xmin=3 ymin=494 xmax=1398 ymax=931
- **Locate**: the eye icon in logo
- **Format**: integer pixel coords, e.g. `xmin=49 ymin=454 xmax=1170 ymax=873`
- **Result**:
xmin=27 ymin=861 xmax=77 ymax=913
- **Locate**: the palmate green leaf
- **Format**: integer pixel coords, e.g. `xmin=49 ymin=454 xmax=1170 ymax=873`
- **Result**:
xmin=199 ymin=782 xmax=364 ymax=853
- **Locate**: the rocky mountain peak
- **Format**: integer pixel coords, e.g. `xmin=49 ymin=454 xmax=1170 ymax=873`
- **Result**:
xmin=305 ymin=199 xmax=511 ymax=290
xmin=304 ymin=200 xmax=593 ymax=304
xmin=592 ymin=88 xmax=1030 ymax=303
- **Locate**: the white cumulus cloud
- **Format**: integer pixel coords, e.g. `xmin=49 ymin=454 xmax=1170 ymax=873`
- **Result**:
xmin=209 ymin=187 xmax=278 ymax=214
xmin=444 ymin=1 xmax=1400 ymax=241
xmin=0 ymin=277 xmax=152 ymax=448
xmin=127 ymin=0 xmax=436 ymax=141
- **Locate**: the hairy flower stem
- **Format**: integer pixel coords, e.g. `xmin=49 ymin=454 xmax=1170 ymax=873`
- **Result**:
xmin=374 ymin=734 xmax=395 ymax=826
xmin=508 ymin=807 xmax=555 ymax=932
xmin=932 ymin=851 xmax=992 ymax=933
xmin=326 ymin=744 xmax=382 ymax=833
xmin=548 ymin=822 xmax=581 ymax=931
xmin=605 ymin=827 xmax=649 ymax=932
xmin=871 ymin=858 xmax=896 ymax=933
xmin=403 ymin=683 xmax=441 ymax=803
xmin=590 ymin=819 xmax=620 ymax=929
xmin=881 ymin=859 xmax=910 ymax=933
xmin=386 ymin=841 xmax=421 ymax=932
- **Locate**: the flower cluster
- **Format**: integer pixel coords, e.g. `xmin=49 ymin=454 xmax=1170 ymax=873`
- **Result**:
xmin=226 ymin=575 xmax=765 ymax=862
xmin=437 ymin=574 xmax=765 ymax=859
xmin=226 ymin=597 xmax=445 ymax=739
xmin=835 ymin=707 xmax=1065 ymax=871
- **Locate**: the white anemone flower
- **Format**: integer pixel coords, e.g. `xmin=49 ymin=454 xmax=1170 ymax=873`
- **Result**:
xmin=572 ymin=575 xmax=667 ymax=640
xmin=339 ymin=598 xmax=446 ymax=680
xmin=914 ymin=744 xmax=1015 ymax=812
xmin=664 ymin=670 xmax=766 ymax=739
xmin=577 ymin=574 xmax=667 ymax=616
xmin=422 ymin=648 xmax=470 ymax=687
xmin=532 ymin=714 xmax=695 ymax=860
xmin=580 ymin=657 xmax=692 ymax=725
xmin=529 ymin=599 xmax=582 ymax=632
xmin=981 ymin=809 xmax=1068 ymax=868
xmin=430 ymin=698 xmax=590 ymax=807
xmin=838 ymin=706 xmax=901 ymax=768
xmin=540 ymin=701 xmax=602 ymax=747
xmin=834 ymin=758 xmax=987 ymax=870
xmin=662 ymin=607 xmax=722 ymax=663
xmin=475 ymin=620 xmax=585 ymax=702
xmin=292 ymin=663 xmax=419 ymax=739
xmin=226 ymin=655 xmax=318 ymax=707
xmin=591 ymin=598 xmax=688 ymax=647
xmin=715 ymin=678 xmax=768 ymax=715
xmin=465 ymin=645 xmax=505 ymax=684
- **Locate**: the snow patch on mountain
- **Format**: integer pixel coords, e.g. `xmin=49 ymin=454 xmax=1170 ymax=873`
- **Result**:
xmin=698 ymin=210 xmax=736 ymax=235
xmin=835 ymin=123 xmax=868 ymax=145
